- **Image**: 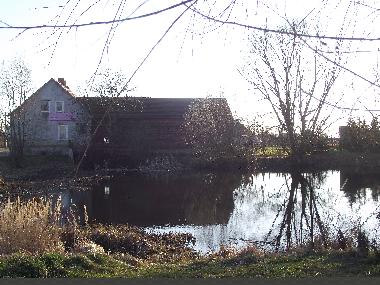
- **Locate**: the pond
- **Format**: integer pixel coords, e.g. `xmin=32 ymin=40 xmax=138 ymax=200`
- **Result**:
xmin=57 ymin=170 xmax=380 ymax=253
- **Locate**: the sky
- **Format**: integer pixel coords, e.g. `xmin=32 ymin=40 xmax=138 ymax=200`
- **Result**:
xmin=1 ymin=0 xmax=380 ymax=136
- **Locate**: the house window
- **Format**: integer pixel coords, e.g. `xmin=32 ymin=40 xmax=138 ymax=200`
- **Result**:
xmin=58 ymin=125 xmax=68 ymax=140
xmin=41 ymin=100 xmax=50 ymax=112
xmin=56 ymin=101 xmax=64 ymax=113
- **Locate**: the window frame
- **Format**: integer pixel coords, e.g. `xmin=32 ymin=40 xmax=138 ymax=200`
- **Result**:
xmin=41 ymin=100 xmax=50 ymax=113
xmin=58 ymin=125 xmax=68 ymax=141
xmin=55 ymin=101 xmax=64 ymax=113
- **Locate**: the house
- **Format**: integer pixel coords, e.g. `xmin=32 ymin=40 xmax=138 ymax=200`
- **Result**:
xmin=9 ymin=78 xmax=232 ymax=166
xmin=9 ymin=78 xmax=89 ymax=158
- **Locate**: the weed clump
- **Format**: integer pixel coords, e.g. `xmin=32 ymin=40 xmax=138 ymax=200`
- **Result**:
xmin=85 ymin=224 xmax=196 ymax=261
xmin=0 ymin=198 xmax=64 ymax=255
xmin=208 ymin=245 xmax=262 ymax=266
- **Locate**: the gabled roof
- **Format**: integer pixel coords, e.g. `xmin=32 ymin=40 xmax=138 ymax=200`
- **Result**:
xmin=10 ymin=78 xmax=76 ymax=115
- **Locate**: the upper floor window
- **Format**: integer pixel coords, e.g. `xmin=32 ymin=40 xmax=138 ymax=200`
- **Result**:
xmin=56 ymin=101 xmax=64 ymax=113
xmin=41 ymin=100 xmax=50 ymax=112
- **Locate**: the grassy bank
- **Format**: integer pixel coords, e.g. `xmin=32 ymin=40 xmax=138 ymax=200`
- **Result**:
xmin=1 ymin=250 xmax=380 ymax=278
xmin=163 ymin=149 xmax=380 ymax=173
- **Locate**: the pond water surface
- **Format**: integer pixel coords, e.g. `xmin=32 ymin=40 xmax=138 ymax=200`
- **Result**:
xmin=57 ymin=170 xmax=380 ymax=253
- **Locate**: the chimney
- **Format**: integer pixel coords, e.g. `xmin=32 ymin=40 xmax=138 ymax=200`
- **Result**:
xmin=58 ymin=78 xmax=67 ymax=87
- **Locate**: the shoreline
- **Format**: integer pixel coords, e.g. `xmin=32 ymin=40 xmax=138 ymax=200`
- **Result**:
xmin=1 ymin=150 xmax=380 ymax=183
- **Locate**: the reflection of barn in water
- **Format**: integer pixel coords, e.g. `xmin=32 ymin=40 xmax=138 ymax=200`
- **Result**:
xmin=340 ymin=171 xmax=380 ymax=204
xmin=80 ymin=173 xmax=241 ymax=226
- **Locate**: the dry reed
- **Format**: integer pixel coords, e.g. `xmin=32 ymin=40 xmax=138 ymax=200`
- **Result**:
xmin=0 ymin=197 xmax=65 ymax=255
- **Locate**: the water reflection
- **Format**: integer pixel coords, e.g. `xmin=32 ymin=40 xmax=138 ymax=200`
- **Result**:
xmin=263 ymin=172 xmax=329 ymax=250
xmin=87 ymin=173 xmax=241 ymax=226
xmin=55 ymin=170 xmax=380 ymax=252
xmin=340 ymin=171 xmax=380 ymax=204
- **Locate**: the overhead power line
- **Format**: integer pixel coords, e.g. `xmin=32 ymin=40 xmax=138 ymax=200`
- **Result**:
xmin=2 ymin=1 xmax=380 ymax=42
xmin=185 ymin=4 xmax=380 ymax=42
xmin=185 ymin=4 xmax=380 ymax=90
xmin=300 ymin=37 xmax=380 ymax=89
xmin=302 ymin=89 xmax=380 ymax=113
xmin=0 ymin=0 xmax=195 ymax=30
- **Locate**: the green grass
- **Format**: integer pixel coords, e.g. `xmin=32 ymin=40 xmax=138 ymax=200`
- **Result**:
xmin=0 ymin=251 xmax=379 ymax=278
xmin=135 ymin=252 xmax=380 ymax=278
xmin=255 ymin=147 xmax=289 ymax=157
xmin=0 ymin=253 xmax=135 ymax=278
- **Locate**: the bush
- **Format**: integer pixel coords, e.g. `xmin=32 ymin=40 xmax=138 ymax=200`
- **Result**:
xmin=183 ymin=98 xmax=253 ymax=164
xmin=297 ymin=131 xmax=330 ymax=154
xmin=0 ymin=253 xmax=68 ymax=278
xmin=340 ymin=117 xmax=380 ymax=152
xmin=0 ymin=197 xmax=64 ymax=255
xmin=0 ymin=254 xmax=48 ymax=278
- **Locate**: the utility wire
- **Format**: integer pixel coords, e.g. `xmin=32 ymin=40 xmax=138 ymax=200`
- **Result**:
xmin=188 ymin=4 xmax=380 ymax=90
xmin=300 ymin=37 xmax=380 ymax=89
xmin=2 ymin=1 xmax=380 ymax=42
xmin=184 ymin=3 xmax=380 ymax=42
xmin=302 ymin=89 xmax=380 ymax=112
xmin=0 ymin=0 xmax=195 ymax=31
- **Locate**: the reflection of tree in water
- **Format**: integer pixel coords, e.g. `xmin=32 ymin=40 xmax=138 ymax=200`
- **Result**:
xmin=234 ymin=173 xmax=286 ymax=216
xmin=340 ymin=171 xmax=380 ymax=205
xmin=264 ymin=172 xmax=329 ymax=251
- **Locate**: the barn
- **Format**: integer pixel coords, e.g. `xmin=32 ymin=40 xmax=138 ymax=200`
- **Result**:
xmin=77 ymin=96 xmax=214 ymax=166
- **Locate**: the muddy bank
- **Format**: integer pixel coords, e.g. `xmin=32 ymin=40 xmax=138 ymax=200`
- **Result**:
xmin=0 ymin=156 xmax=75 ymax=181
xmin=0 ymin=156 xmax=111 ymax=197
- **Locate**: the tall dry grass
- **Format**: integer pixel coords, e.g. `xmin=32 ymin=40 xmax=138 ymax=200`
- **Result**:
xmin=0 ymin=197 xmax=65 ymax=255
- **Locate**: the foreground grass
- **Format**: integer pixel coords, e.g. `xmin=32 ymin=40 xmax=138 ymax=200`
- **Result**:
xmin=1 ymin=251 xmax=380 ymax=278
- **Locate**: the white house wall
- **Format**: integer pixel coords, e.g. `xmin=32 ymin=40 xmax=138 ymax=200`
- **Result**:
xmin=15 ymin=79 xmax=90 ymax=156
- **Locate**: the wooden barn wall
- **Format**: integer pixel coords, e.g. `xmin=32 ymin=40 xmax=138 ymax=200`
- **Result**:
xmin=88 ymin=115 xmax=189 ymax=157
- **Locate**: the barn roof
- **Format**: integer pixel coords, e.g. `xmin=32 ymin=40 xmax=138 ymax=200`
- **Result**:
xmin=10 ymin=76 xmax=229 ymax=120
xmin=76 ymin=97 xmax=228 ymax=119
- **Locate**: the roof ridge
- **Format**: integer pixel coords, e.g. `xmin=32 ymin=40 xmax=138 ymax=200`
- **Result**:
xmin=52 ymin=78 xmax=76 ymax=97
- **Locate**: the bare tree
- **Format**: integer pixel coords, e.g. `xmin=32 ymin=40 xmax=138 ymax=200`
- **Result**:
xmin=241 ymin=22 xmax=343 ymax=158
xmin=82 ymin=68 xmax=131 ymax=98
xmin=0 ymin=58 xmax=32 ymax=165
